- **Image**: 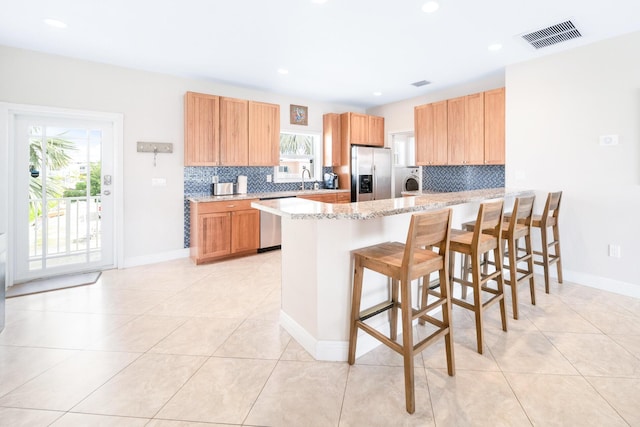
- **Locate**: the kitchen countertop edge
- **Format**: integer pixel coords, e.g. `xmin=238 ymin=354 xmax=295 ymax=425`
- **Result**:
xmin=251 ymin=188 xmax=535 ymax=220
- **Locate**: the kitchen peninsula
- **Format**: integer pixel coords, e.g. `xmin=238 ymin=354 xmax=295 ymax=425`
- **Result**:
xmin=252 ymin=188 xmax=534 ymax=361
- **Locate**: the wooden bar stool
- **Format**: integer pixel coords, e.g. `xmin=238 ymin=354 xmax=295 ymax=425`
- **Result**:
xmin=462 ymin=196 xmax=536 ymax=319
xmin=449 ymin=200 xmax=507 ymax=354
xmin=348 ymin=209 xmax=455 ymax=414
xmin=531 ymin=191 xmax=563 ymax=293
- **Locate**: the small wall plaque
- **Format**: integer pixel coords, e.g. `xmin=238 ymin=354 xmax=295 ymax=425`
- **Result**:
xmin=290 ymin=104 xmax=308 ymax=126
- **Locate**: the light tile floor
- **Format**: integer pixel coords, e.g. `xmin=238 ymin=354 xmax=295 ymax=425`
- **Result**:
xmin=1 ymin=250 xmax=639 ymax=426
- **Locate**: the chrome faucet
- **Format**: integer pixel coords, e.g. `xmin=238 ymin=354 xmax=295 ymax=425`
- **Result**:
xmin=300 ymin=166 xmax=311 ymax=190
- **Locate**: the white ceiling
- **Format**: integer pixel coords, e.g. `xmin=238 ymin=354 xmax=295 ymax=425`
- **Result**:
xmin=2 ymin=0 xmax=640 ymax=108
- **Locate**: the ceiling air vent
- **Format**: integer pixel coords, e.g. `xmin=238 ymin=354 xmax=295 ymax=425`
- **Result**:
xmin=521 ymin=20 xmax=582 ymax=49
xmin=411 ymin=80 xmax=431 ymax=87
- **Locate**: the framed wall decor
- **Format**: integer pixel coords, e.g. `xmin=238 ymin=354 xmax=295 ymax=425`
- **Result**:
xmin=290 ymin=104 xmax=308 ymax=126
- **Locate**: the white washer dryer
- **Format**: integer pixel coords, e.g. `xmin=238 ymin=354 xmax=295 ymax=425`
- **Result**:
xmin=393 ymin=167 xmax=422 ymax=198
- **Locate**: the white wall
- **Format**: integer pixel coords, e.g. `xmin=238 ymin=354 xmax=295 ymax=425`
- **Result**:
xmin=0 ymin=45 xmax=362 ymax=267
xmin=367 ymin=31 xmax=640 ymax=295
xmin=506 ymin=31 xmax=640 ymax=295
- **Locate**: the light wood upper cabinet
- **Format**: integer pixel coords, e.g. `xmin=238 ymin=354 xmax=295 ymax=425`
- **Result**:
xmin=346 ymin=112 xmax=369 ymax=145
xmin=220 ymin=97 xmax=249 ymax=166
xmin=369 ymin=115 xmax=385 ymax=147
xmin=448 ymin=93 xmax=484 ymax=165
xmin=484 ymin=87 xmax=505 ymax=164
xmin=340 ymin=112 xmax=385 ymax=147
xmin=415 ymin=101 xmax=447 ymax=166
xmin=465 ymin=92 xmax=485 ymax=165
xmin=248 ymin=101 xmax=280 ymax=166
xmin=447 ymin=96 xmax=466 ymax=165
xmin=184 ymin=92 xmax=220 ymax=166
xmin=323 ymin=113 xmax=341 ymax=167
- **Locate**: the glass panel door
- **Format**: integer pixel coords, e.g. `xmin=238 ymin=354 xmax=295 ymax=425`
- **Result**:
xmin=13 ymin=115 xmax=114 ymax=282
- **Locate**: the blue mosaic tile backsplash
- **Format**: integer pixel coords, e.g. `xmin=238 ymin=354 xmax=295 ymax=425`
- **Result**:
xmin=184 ymin=166 xmax=333 ymax=247
xmin=184 ymin=165 xmax=504 ymax=248
xmin=422 ymin=165 xmax=505 ymax=192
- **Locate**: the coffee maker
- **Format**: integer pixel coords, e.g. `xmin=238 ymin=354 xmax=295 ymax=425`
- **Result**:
xmin=324 ymin=172 xmax=339 ymax=189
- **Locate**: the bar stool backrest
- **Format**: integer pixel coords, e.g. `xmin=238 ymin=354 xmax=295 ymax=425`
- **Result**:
xmin=541 ymin=191 xmax=562 ymax=227
xmin=402 ymin=209 xmax=452 ymax=274
xmin=471 ymin=200 xmax=504 ymax=248
xmin=509 ymin=195 xmax=535 ymax=232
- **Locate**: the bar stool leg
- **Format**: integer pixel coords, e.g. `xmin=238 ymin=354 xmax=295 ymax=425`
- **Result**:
xmin=439 ymin=267 xmax=455 ymax=376
xmin=348 ymin=258 xmax=364 ymax=365
xmin=494 ymin=245 xmax=508 ymax=332
xmin=471 ymin=250 xmax=484 ymax=354
xmin=541 ymin=226 xmax=551 ymax=294
xmin=507 ymin=238 xmax=520 ymax=320
xmin=525 ymin=233 xmax=536 ymax=306
xmin=554 ymin=223 xmax=563 ymax=284
xmin=399 ymin=276 xmax=415 ymax=414
xmin=390 ymin=279 xmax=399 ymax=340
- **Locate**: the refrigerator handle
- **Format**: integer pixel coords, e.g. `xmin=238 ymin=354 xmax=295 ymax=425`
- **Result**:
xmin=372 ymin=165 xmax=376 ymax=200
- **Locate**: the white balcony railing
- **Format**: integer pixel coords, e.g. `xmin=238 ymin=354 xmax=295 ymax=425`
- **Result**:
xmin=28 ymin=196 xmax=102 ymax=270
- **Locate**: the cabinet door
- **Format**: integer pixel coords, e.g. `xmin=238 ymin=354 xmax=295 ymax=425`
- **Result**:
xmin=414 ymin=104 xmax=429 ymax=166
xmin=199 ymin=212 xmax=231 ymax=259
xmin=297 ymin=193 xmax=337 ymax=203
xmin=368 ymin=115 xmax=385 ymax=147
xmin=484 ymin=87 xmax=505 ymax=164
xmin=184 ymin=92 xmax=219 ymax=166
xmin=432 ymin=101 xmax=448 ymax=165
xmin=415 ymin=101 xmax=448 ymax=166
xmin=323 ymin=113 xmax=341 ymax=167
xmin=220 ymin=97 xmax=249 ymax=166
xmin=335 ymin=192 xmax=351 ymax=203
xmin=231 ymin=209 xmax=259 ymax=253
xmin=348 ymin=113 xmax=369 ymax=145
xmin=447 ymin=97 xmax=466 ymax=165
xmin=465 ymin=92 xmax=485 ymax=165
xmin=249 ymin=101 xmax=280 ymax=166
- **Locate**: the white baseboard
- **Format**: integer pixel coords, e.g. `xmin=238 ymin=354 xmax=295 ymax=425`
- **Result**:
xmin=279 ymin=310 xmax=388 ymax=362
xmin=563 ymin=269 xmax=640 ymax=299
xmin=122 ymin=248 xmax=189 ymax=269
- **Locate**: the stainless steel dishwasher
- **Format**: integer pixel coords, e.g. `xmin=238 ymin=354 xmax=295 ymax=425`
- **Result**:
xmin=258 ymin=196 xmax=294 ymax=252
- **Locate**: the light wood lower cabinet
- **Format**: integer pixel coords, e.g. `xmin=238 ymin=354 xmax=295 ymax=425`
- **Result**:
xmin=297 ymin=192 xmax=351 ymax=203
xmin=190 ymin=199 xmax=259 ymax=264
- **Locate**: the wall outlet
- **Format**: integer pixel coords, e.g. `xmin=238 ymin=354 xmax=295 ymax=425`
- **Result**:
xmin=266 ymin=174 xmax=272 ymax=182
xmin=151 ymin=178 xmax=167 ymax=187
xmin=599 ymin=134 xmax=619 ymax=146
xmin=608 ymin=244 xmax=621 ymax=258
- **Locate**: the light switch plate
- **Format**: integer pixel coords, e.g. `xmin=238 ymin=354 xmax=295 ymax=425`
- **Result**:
xmin=151 ymin=178 xmax=167 ymax=187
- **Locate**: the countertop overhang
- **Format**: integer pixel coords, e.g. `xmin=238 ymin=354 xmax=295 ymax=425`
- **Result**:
xmin=251 ymin=188 xmax=534 ymax=220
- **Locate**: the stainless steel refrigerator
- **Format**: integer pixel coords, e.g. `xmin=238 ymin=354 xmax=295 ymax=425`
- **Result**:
xmin=351 ymin=146 xmax=392 ymax=202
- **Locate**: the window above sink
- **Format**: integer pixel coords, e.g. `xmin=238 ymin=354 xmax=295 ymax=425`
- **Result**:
xmin=273 ymin=131 xmax=322 ymax=183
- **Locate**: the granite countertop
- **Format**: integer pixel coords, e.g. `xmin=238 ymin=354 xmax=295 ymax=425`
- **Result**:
xmin=187 ymin=188 xmax=350 ymax=203
xmin=251 ymin=188 xmax=534 ymax=220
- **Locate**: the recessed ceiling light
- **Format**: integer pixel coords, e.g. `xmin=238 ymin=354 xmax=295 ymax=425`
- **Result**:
xmin=422 ymin=1 xmax=440 ymax=13
xmin=311 ymin=0 xmax=328 ymax=4
xmin=277 ymin=68 xmax=289 ymax=75
xmin=373 ymin=92 xmax=382 ymax=96
xmin=43 ymin=18 xmax=67 ymax=29
xmin=488 ymin=43 xmax=503 ymax=51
